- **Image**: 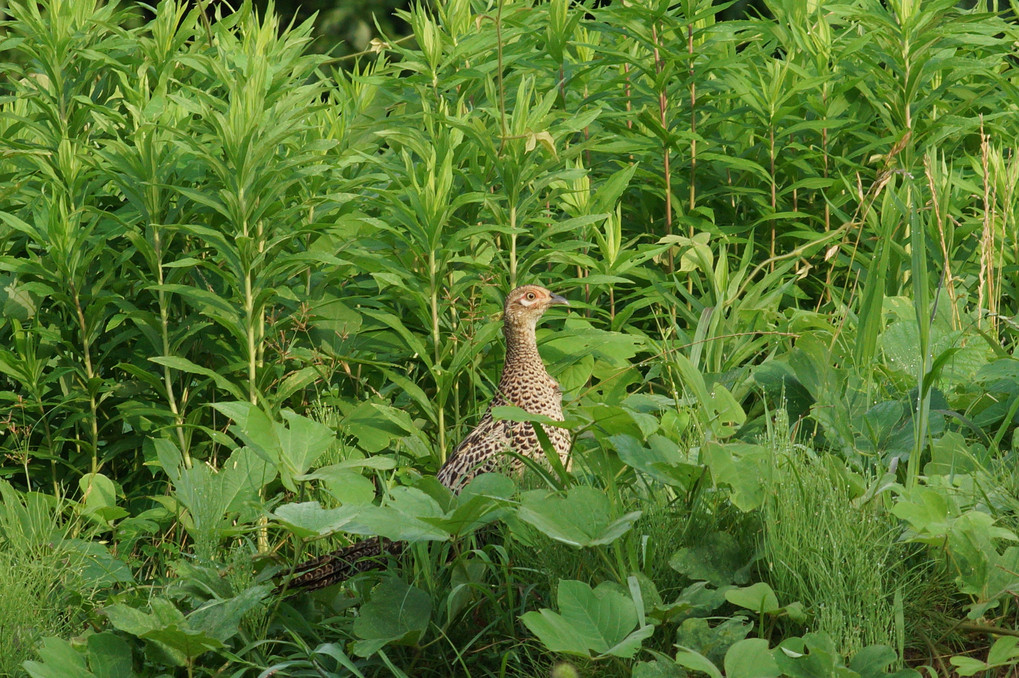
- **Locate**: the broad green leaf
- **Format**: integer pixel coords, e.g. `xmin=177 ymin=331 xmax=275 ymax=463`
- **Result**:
xmin=23 ymin=637 xmax=93 ymax=678
xmin=724 ymin=638 xmax=781 ymax=678
xmin=423 ymin=473 xmax=514 ymax=535
xmin=541 ymin=320 xmax=644 ymax=366
xmin=669 ymin=531 xmax=750 ymax=586
xmin=848 ymin=644 xmax=898 ymax=676
xmin=612 ymin=433 xmax=701 ymax=488
xmin=187 ymin=584 xmax=271 ymax=643
xmin=212 ymin=402 xmax=278 ymax=456
xmin=950 ymin=656 xmax=991 ymax=676
xmin=669 ymin=354 xmax=745 ymax=437
xmin=151 ymin=356 xmax=245 ymax=401
xmin=219 ymin=447 xmax=276 ymax=515
xmin=725 ymin=582 xmax=780 ymax=614
xmin=312 ymin=467 xmax=377 ymax=505
xmin=342 ymin=401 xmax=423 ymax=453
xmin=352 ymin=578 xmax=432 ymax=657
xmin=174 ymin=464 xmax=229 ymax=539
xmin=925 ymin=431 xmax=980 ymax=476
xmin=702 ymin=442 xmax=770 ymax=511
xmin=23 ymin=636 xmax=93 ymax=676
xmin=343 ymin=489 xmax=451 ymax=542
xmin=676 ymin=616 xmax=752 ymax=668
xmin=87 ymin=633 xmax=135 ymax=678
xmin=987 ymin=635 xmax=1019 ymax=665
xmin=673 ymin=648 xmax=723 ymax=678
xmin=79 ymin=473 xmax=121 ymax=523
xmin=775 ymin=633 xmax=841 ymax=678
xmin=102 ymin=598 xmax=221 ymax=663
xmin=891 ymin=486 xmax=952 ymax=539
xmin=519 ymin=608 xmax=594 ymax=657
xmin=61 ymin=539 xmax=135 ymax=587
xmin=103 ymin=603 xmax=166 ymax=637
xmin=520 ymin=580 xmax=652 ymax=658
xmin=345 ymin=505 xmax=452 ymax=541
xmin=141 ymin=626 xmax=223 ymax=662
xmin=1 ymin=274 xmax=37 ymax=321
xmin=309 ymin=295 xmax=362 ymax=349
xmin=360 ymin=309 xmax=432 ymax=368
xmin=273 ymin=501 xmax=360 ymax=538
xmin=632 ymin=658 xmax=688 ymax=678
xmin=277 ymin=410 xmax=337 ymax=488
xmin=516 ymin=486 xmax=641 ymax=547
xmin=150 ymin=438 xmax=184 ymax=483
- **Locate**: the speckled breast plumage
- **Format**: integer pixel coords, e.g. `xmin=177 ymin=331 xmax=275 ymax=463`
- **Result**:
xmin=280 ymin=285 xmax=570 ymax=593
xmin=435 ymin=351 xmax=571 ymax=492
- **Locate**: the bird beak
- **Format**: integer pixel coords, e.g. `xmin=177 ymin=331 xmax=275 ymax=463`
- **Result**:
xmin=548 ymin=293 xmax=569 ymax=307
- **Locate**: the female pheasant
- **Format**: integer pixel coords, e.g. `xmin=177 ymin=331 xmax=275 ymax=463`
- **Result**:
xmin=280 ymin=285 xmax=571 ymax=592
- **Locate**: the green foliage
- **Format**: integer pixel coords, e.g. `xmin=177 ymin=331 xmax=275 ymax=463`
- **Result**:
xmin=521 ymin=578 xmax=655 ymax=659
xmin=0 ymin=481 xmax=117 ymax=675
xmin=761 ymin=436 xmax=929 ymax=658
xmin=2 ymin=0 xmax=1019 ymax=675
xmin=951 ymin=636 xmax=1019 ymax=676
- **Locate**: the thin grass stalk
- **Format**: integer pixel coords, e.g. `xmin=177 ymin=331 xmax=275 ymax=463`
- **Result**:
xmin=979 ymin=119 xmax=998 ymax=336
xmin=623 ymin=62 xmax=633 ymax=131
xmin=244 ymin=263 xmax=258 ymax=407
xmin=430 ymin=248 xmax=446 ymax=455
xmin=34 ymin=394 xmax=58 ymax=496
xmin=923 ymin=152 xmax=960 ymax=332
xmin=907 ymin=179 xmax=930 ymax=493
xmin=770 ymin=125 xmax=776 ymax=268
xmin=790 ymin=133 xmax=798 ymax=214
xmin=152 ymin=227 xmax=191 ymax=468
xmin=69 ymin=278 xmax=100 ymax=474
xmin=257 ymin=222 xmax=267 ymax=391
xmin=821 ymin=105 xmax=830 ymax=234
xmin=651 ymin=22 xmax=673 ymax=274
xmin=244 ymin=245 xmax=270 ymax=552
xmin=509 ymin=203 xmax=517 ymax=288
xmin=494 ymin=0 xmax=507 ymax=145
xmin=13 ymin=326 xmax=61 ymax=494
xmin=687 ymin=21 xmax=696 ymax=218
xmin=493 ymin=0 xmax=516 ymax=285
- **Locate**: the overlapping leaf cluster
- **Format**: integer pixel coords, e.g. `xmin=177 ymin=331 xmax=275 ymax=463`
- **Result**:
xmin=1 ymin=0 xmax=1018 ymax=675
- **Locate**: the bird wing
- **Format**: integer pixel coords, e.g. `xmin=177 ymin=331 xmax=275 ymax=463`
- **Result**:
xmin=436 ymin=395 xmax=526 ymax=490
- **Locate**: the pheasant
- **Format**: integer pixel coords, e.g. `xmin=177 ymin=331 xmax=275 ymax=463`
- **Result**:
xmin=279 ymin=285 xmax=571 ymax=592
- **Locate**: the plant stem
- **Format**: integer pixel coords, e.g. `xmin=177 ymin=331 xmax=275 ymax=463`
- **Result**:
xmin=652 ymin=22 xmax=673 ymax=273
xmin=688 ymin=21 xmax=696 ymax=218
xmin=509 ymin=203 xmax=517 ymax=288
xmin=429 ymin=248 xmax=446 ymax=457
xmin=71 ymin=281 xmax=99 ymax=475
xmin=154 ymin=226 xmax=191 ymax=468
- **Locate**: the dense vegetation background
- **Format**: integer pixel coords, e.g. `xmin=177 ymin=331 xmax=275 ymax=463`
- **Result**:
xmin=0 ymin=0 xmax=1018 ymax=676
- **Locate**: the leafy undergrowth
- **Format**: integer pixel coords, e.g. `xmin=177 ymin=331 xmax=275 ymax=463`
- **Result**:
xmin=2 ymin=0 xmax=1019 ymax=676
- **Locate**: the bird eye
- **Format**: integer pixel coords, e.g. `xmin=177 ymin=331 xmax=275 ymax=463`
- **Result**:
xmin=526 ymin=292 xmax=535 ymax=300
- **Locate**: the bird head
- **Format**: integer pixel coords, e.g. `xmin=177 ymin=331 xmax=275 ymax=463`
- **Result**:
xmin=503 ymin=285 xmax=569 ymax=328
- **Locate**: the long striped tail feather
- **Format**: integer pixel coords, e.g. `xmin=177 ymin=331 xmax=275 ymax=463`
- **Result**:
xmin=275 ymin=537 xmax=405 ymax=595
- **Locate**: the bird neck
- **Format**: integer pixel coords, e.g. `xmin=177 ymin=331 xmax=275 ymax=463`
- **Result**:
xmin=500 ymin=316 xmax=545 ymax=381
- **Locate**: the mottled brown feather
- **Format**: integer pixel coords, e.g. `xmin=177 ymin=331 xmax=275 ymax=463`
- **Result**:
xmin=279 ymin=285 xmax=570 ymax=593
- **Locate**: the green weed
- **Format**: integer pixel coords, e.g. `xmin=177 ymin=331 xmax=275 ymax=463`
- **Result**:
xmin=762 ymin=436 xmax=953 ymax=660
xmin=2 ymin=0 xmax=1018 ymax=674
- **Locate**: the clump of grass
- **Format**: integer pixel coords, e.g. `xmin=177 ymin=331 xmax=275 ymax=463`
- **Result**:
xmin=763 ymin=445 xmax=896 ymax=654
xmin=0 ymin=483 xmax=98 ymax=675
xmin=761 ymin=441 xmax=951 ymax=660
xmin=0 ymin=551 xmax=92 ymax=675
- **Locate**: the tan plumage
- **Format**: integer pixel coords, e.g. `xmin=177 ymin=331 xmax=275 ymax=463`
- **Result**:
xmin=436 ymin=285 xmax=571 ymax=490
xmin=279 ymin=285 xmax=571 ymax=593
